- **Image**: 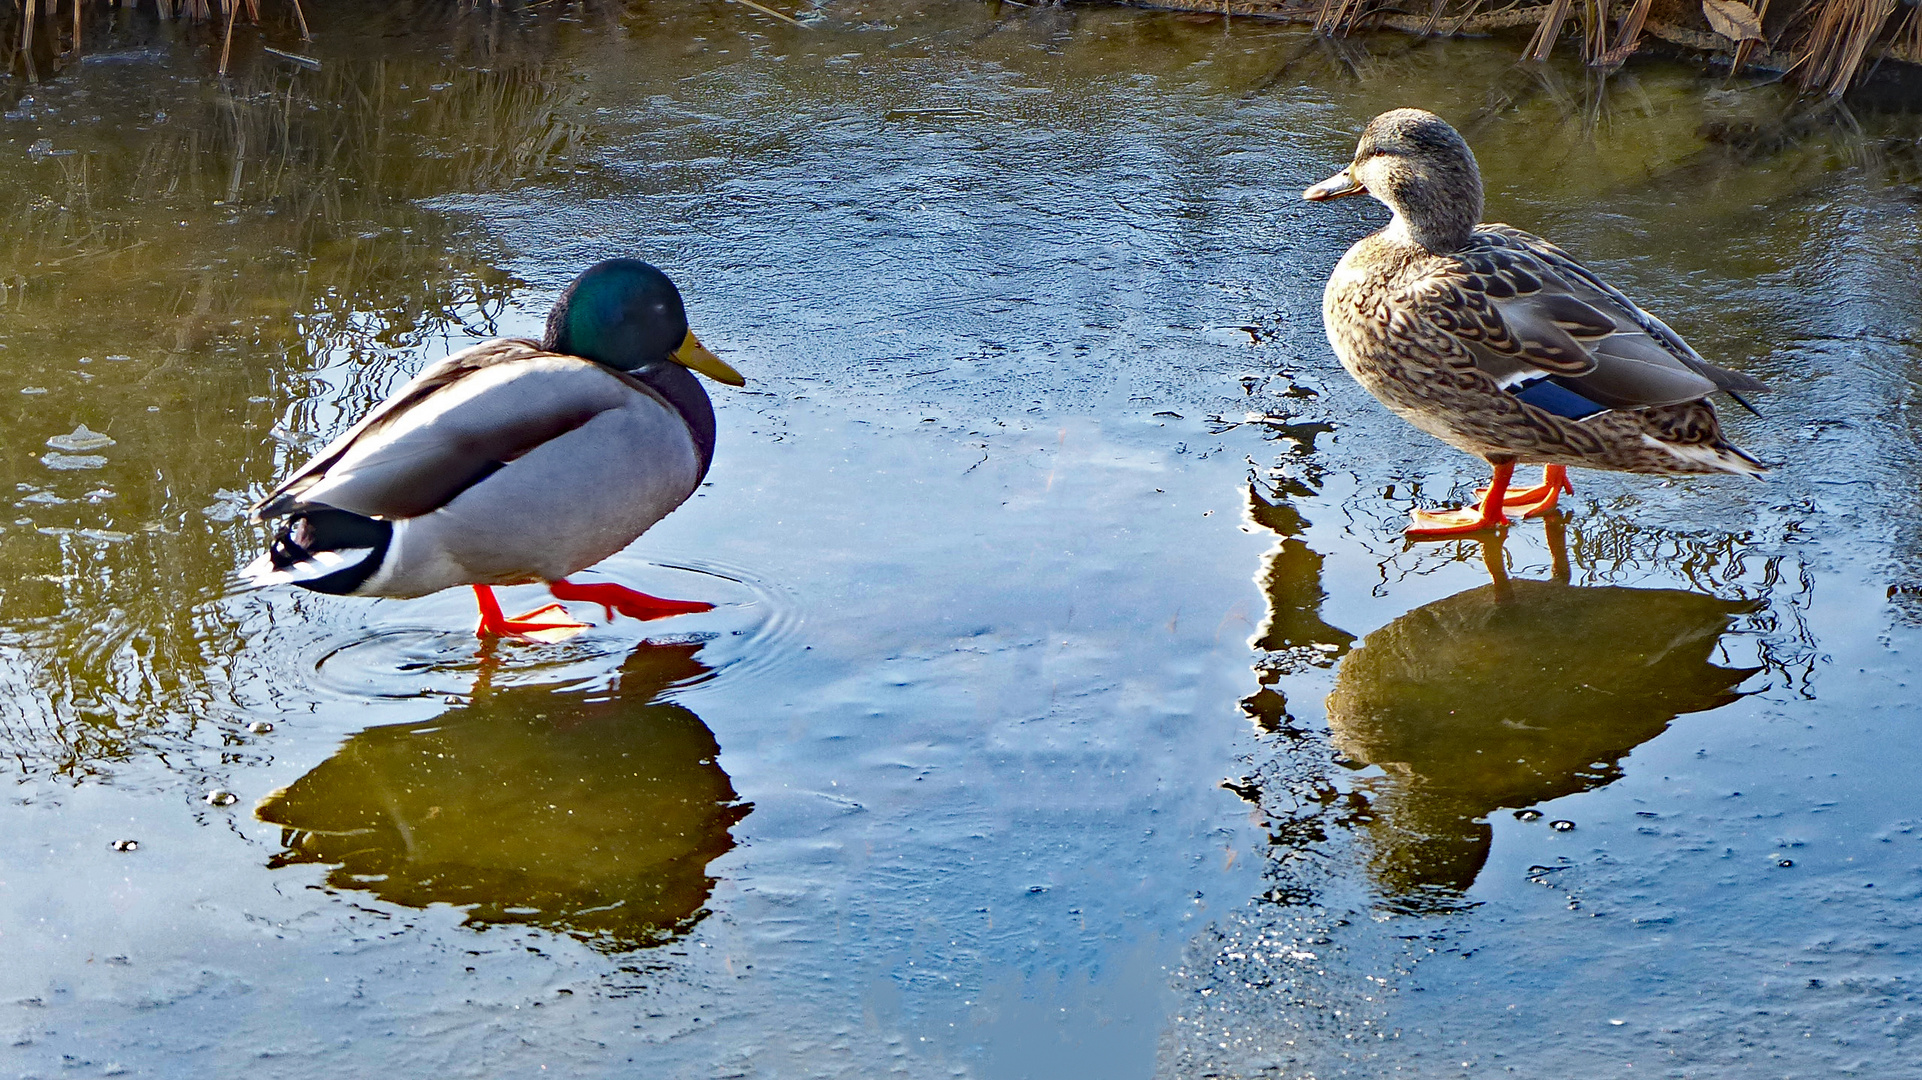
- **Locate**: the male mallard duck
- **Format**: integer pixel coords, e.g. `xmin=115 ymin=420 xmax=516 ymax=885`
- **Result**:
xmin=246 ymin=259 xmax=746 ymax=639
xmin=1303 ymin=109 xmax=1766 ymax=539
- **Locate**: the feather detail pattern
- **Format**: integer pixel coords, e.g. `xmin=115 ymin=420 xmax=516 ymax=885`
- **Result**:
xmin=1324 ymin=227 xmax=1765 ymax=477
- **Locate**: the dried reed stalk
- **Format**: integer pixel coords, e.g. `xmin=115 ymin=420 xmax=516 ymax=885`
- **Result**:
xmin=1314 ymin=0 xmax=1368 ymax=35
xmin=1418 ymin=0 xmax=1449 ymax=36
xmin=1524 ymin=0 xmax=1574 ymax=60
xmin=1582 ymin=0 xmax=1608 ymax=61
xmin=1797 ymin=0 xmax=1899 ymax=95
xmin=726 ymin=0 xmax=805 ymax=26
xmin=1596 ymin=0 xmax=1655 ymax=66
xmin=1902 ymin=6 xmax=1922 ymax=60
xmin=218 ymin=0 xmax=238 ymax=75
xmin=1731 ymin=0 xmax=1773 ymax=74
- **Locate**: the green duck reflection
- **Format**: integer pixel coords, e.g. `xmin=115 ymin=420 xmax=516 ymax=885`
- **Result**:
xmin=257 ymin=641 xmax=747 ymax=951
xmin=1326 ymin=519 xmax=1758 ymax=908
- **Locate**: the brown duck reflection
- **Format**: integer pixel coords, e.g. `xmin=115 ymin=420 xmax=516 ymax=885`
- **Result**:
xmin=257 ymin=642 xmax=747 ymax=951
xmin=1327 ymin=521 xmax=1758 ymax=909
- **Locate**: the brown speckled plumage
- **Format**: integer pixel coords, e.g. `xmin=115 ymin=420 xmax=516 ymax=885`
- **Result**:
xmin=1309 ymin=109 xmax=1767 ymax=479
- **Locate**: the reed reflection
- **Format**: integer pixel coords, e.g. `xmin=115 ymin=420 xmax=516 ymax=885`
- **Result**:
xmin=257 ymin=641 xmax=747 ymax=952
xmin=0 ymin=39 xmax=587 ymax=779
xmin=1326 ymin=518 xmax=1758 ymax=910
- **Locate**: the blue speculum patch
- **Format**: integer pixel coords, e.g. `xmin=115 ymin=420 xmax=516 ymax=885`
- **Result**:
xmin=1509 ymin=377 xmax=1608 ymax=420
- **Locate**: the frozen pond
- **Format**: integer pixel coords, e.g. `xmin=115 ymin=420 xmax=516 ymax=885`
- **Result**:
xmin=2 ymin=2 xmax=1920 ymax=1076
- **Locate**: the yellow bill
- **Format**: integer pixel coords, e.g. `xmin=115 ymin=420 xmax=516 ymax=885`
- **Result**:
xmin=673 ymin=329 xmax=746 ymax=386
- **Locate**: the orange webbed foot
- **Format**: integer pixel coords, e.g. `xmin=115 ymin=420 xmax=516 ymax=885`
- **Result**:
xmin=1474 ymin=465 xmax=1572 ymax=520
xmin=490 ymin=605 xmax=593 ymax=643
xmin=472 ymin=587 xmax=590 ymax=643
xmin=1406 ymin=460 xmax=1521 ymax=541
xmin=548 ymin=579 xmax=713 ymax=622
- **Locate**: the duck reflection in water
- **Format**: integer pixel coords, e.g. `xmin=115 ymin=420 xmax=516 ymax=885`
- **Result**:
xmin=256 ymin=640 xmax=747 ymax=952
xmin=1326 ymin=515 xmax=1758 ymax=910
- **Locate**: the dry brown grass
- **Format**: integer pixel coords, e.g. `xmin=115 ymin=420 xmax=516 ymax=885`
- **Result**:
xmin=1793 ymin=0 xmax=1901 ymax=94
xmin=1128 ymin=0 xmax=1921 ymax=97
xmin=8 ymin=1 xmax=1921 ymax=101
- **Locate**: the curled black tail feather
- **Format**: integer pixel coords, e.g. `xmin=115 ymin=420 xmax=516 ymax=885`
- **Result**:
xmin=268 ymin=508 xmax=392 ymax=595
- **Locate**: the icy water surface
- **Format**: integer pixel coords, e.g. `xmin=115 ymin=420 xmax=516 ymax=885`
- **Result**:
xmin=2 ymin=2 xmax=1921 ymax=1077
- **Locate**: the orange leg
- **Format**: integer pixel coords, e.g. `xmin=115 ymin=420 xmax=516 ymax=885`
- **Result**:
xmin=1478 ymin=464 xmax=1573 ymax=518
xmin=472 ymin=584 xmax=590 ymax=643
xmin=548 ymin=579 xmax=713 ymax=622
xmin=1406 ymin=460 xmax=1517 ymax=540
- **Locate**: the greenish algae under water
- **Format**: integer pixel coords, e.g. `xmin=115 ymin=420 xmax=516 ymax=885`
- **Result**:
xmin=2 ymin=2 xmax=1921 ymax=1077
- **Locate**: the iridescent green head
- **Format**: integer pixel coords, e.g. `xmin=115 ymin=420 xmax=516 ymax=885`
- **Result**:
xmin=542 ymin=259 xmax=744 ymax=385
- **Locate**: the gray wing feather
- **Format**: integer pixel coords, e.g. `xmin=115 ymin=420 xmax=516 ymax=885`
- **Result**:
xmin=1481 ymin=226 xmax=1768 ymax=396
xmin=1412 ymin=228 xmax=1765 ymax=412
xmin=254 ymin=340 xmax=634 ymax=522
xmin=256 ymin=339 xmax=543 ymax=519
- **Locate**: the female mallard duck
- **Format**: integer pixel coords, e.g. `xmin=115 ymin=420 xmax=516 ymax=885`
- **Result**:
xmin=1303 ymin=109 xmax=1767 ymax=539
xmin=245 ymin=259 xmax=746 ymax=640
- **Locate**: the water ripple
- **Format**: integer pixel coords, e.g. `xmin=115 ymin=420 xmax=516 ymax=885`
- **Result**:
xmin=302 ymin=557 xmax=802 ymax=702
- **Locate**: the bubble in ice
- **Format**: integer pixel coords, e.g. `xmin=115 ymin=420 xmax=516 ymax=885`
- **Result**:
xmin=247 ymin=721 xmax=274 ymax=734
xmin=1549 ymin=819 xmax=1576 ymax=832
xmin=205 ymin=789 xmax=239 ymax=807
xmin=111 ymin=839 xmax=139 ymax=852
xmin=1515 ymin=809 xmax=1543 ymax=821
xmin=46 ymin=425 xmax=115 ymax=452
